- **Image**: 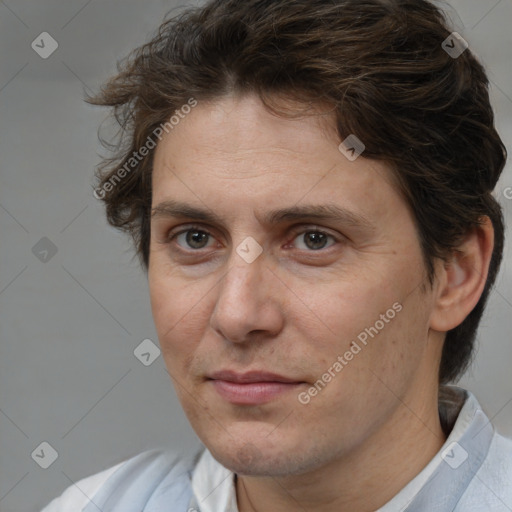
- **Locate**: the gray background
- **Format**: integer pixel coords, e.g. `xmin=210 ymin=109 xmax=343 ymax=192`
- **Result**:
xmin=0 ymin=1 xmax=511 ymax=511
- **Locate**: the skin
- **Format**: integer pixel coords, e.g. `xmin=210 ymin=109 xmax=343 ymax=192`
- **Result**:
xmin=147 ymin=93 xmax=494 ymax=512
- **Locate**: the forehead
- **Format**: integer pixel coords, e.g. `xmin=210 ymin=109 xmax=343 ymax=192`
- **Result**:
xmin=150 ymin=94 xmax=402 ymax=226
xmin=155 ymin=95 xmax=340 ymax=172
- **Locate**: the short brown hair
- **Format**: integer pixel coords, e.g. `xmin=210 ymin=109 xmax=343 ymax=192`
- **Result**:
xmin=88 ymin=0 xmax=507 ymax=384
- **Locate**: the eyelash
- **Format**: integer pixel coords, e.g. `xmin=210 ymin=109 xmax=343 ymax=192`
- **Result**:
xmin=165 ymin=224 xmax=340 ymax=254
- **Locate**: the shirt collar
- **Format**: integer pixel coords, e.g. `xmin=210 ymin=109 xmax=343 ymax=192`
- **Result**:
xmin=190 ymin=386 xmax=494 ymax=512
xmin=379 ymin=386 xmax=494 ymax=511
xmin=191 ymin=448 xmax=238 ymax=512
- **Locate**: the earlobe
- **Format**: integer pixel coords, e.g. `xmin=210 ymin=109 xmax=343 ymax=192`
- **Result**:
xmin=430 ymin=217 xmax=494 ymax=332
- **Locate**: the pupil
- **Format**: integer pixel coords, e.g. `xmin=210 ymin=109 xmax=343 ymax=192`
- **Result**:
xmin=187 ymin=230 xmax=208 ymax=248
xmin=306 ymin=232 xmax=327 ymax=250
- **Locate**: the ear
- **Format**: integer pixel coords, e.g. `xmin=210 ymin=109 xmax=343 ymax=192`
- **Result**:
xmin=429 ymin=216 xmax=494 ymax=332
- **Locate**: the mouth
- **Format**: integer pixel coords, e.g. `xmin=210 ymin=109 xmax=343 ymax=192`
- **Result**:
xmin=207 ymin=370 xmax=306 ymax=405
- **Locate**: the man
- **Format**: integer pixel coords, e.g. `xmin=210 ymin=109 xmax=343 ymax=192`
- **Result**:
xmin=42 ymin=0 xmax=511 ymax=510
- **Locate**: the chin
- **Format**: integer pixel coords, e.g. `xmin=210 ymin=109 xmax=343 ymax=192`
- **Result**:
xmin=205 ymin=434 xmax=324 ymax=477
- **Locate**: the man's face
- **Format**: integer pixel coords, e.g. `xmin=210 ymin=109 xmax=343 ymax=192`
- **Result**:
xmin=148 ymin=94 xmax=441 ymax=476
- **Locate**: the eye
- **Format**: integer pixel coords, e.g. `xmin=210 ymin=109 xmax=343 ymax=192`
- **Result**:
xmin=174 ymin=228 xmax=216 ymax=250
xmin=166 ymin=225 xmax=339 ymax=254
xmin=291 ymin=229 xmax=337 ymax=251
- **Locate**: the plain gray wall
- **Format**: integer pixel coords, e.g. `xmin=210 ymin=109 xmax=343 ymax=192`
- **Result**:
xmin=0 ymin=1 xmax=511 ymax=511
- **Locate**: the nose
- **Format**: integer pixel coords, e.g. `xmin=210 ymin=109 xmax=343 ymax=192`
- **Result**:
xmin=209 ymin=248 xmax=284 ymax=344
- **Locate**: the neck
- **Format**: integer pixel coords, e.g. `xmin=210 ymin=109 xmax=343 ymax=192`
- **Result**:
xmin=236 ymin=385 xmax=447 ymax=512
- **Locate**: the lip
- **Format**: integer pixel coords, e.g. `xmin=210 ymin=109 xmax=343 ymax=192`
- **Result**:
xmin=208 ymin=370 xmax=304 ymax=405
xmin=209 ymin=370 xmax=300 ymax=383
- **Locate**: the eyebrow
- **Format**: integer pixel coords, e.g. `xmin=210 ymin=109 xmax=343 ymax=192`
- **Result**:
xmin=151 ymin=199 xmax=374 ymax=231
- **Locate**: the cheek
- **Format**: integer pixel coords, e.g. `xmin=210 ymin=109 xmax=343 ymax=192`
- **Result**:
xmin=300 ymin=274 xmax=424 ymax=383
xmin=148 ymin=270 xmax=208 ymax=363
xmin=310 ymin=280 xmax=397 ymax=346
